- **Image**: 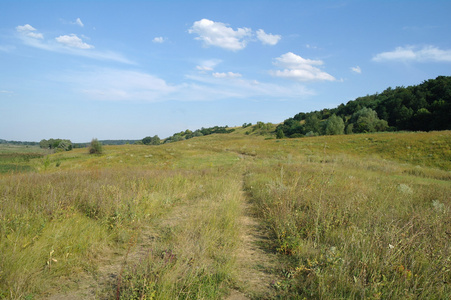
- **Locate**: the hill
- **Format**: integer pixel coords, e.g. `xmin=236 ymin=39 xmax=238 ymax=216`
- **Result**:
xmin=278 ymin=76 xmax=451 ymax=138
xmin=0 ymin=130 xmax=450 ymax=299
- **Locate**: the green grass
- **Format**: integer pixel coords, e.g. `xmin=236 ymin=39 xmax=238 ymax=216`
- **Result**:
xmin=0 ymin=131 xmax=450 ymax=299
xmin=0 ymin=145 xmax=47 ymax=174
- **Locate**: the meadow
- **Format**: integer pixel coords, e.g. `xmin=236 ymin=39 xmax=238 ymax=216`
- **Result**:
xmin=0 ymin=130 xmax=450 ymax=299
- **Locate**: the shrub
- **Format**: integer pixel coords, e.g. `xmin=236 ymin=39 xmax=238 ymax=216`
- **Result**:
xmin=89 ymin=138 xmax=103 ymax=154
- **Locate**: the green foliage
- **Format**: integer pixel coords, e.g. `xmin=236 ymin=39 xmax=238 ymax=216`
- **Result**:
xmin=324 ymin=114 xmax=345 ymax=135
xmin=142 ymin=135 xmax=161 ymax=145
xmin=278 ymin=76 xmax=451 ymax=138
xmin=89 ymin=138 xmax=103 ymax=154
xmin=276 ymin=128 xmax=285 ymax=139
xmin=349 ymin=107 xmax=388 ymax=133
xmin=164 ymin=126 xmax=234 ymax=144
xmin=39 ymin=139 xmax=72 ymax=151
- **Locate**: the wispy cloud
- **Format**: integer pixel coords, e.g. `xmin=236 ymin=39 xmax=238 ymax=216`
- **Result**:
xmin=0 ymin=45 xmax=15 ymax=52
xmin=351 ymin=66 xmax=362 ymax=74
xmin=256 ymin=29 xmax=281 ymax=45
xmin=15 ymin=24 xmax=133 ymax=64
xmin=58 ymin=67 xmax=313 ymax=103
xmin=189 ymin=19 xmax=281 ymax=51
xmin=372 ymin=45 xmax=451 ymax=62
xmin=74 ymin=18 xmax=84 ymax=27
xmin=152 ymin=37 xmax=165 ymax=43
xmin=0 ymin=90 xmax=14 ymax=94
xmin=16 ymin=24 xmax=43 ymax=39
xmin=195 ymin=59 xmax=222 ymax=72
xmin=271 ymin=52 xmax=336 ymax=82
xmin=212 ymin=72 xmax=242 ymax=78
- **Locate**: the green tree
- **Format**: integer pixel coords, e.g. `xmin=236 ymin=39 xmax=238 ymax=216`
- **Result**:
xmin=142 ymin=136 xmax=152 ymax=145
xmin=89 ymin=138 xmax=103 ymax=154
xmin=276 ymin=128 xmax=285 ymax=139
xmin=350 ymin=107 xmax=387 ymax=133
xmin=325 ymin=114 xmax=345 ymax=135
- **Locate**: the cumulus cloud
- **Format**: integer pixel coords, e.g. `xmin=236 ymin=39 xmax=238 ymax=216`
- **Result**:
xmin=372 ymin=45 xmax=451 ymax=62
xmin=16 ymin=24 xmax=44 ymax=39
xmin=153 ymin=37 xmax=165 ymax=43
xmin=55 ymin=34 xmax=94 ymax=49
xmin=271 ymin=52 xmax=335 ymax=82
xmin=189 ymin=19 xmax=252 ymax=51
xmin=75 ymin=18 xmax=84 ymax=27
xmin=212 ymin=72 xmax=242 ymax=78
xmin=256 ymin=29 xmax=281 ymax=45
xmin=351 ymin=66 xmax=362 ymax=73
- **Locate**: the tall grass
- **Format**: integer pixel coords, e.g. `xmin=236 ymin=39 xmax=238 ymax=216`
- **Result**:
xmin=116 ymin=168 xmax=243 ymax=299
xmin=244 ymin=152 xmax=450 ymax=298
xmin=0 ymin=131 xmax=450 ymax=299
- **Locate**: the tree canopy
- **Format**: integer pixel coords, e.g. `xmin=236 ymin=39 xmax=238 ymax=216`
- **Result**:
xmin=277 ymin=76 xmax=451 ymax=138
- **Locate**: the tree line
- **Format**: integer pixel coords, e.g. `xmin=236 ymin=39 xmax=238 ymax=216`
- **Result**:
xmin=141 ymin=125 xmax=235 ymax=145
xmin=277 ymin=76 xmax=451 ymax=138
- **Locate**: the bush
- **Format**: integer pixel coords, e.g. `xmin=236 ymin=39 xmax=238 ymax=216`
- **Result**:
xmin=89 ymin=138 xmax=103 ymax=154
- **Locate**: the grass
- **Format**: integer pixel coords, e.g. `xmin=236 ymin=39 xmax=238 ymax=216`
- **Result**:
xmin=0 ymin=130 xmax=450 ymax=299
xmin=0 ymin=145 xmax=47 ymax=174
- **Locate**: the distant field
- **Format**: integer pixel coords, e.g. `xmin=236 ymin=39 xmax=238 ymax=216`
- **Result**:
xmin=0 ymin=144 xmax=47 ymax=174
xmin=0 ymin=131 xmax=450 ymax=299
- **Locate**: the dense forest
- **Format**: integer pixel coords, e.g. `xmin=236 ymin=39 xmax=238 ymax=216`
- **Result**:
xmin=277 ymin=76 xmax=451 ymax=138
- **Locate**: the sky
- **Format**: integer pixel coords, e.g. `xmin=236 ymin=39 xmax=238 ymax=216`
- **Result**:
xmin=1 ymin=0 xmax=451 ymax=142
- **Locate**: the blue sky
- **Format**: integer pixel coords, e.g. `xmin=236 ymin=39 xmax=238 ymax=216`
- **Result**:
xmin=1 ymin=0 xmax=450 ymax=142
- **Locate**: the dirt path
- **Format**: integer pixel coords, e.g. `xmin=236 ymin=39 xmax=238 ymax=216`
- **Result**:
xmin=46 ymin=168 xmax=280 ymax=300
xmin=225 ymin=176 xmax=280 ymax=299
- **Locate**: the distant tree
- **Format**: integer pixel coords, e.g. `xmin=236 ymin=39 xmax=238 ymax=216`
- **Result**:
xmin=39 ymin=139 xmax=49 ymax=149
xmin=39 ymin=138 xmax=72 ymax=151
xmin=150 ymin=135 xmax=160 ymax=145
xmin=325 ymin=114 xmax=345 ymax=135
xmin=304 ymin=114 xmax=321 ymax=135
xmin=142 ymin=135 xmax=161 ymax=145
xmin=89 ymin=138 xmax=103 ymax=154
xmin=142 ymin=136 xmax=152 ymax=145
xmin=350 ymin=107 xmax=387 ymax=133
xmin=276 ymin=128 xmax=285 ymax=139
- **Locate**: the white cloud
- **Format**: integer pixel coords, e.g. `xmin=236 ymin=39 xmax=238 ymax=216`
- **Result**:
xmin=351 ymin=66 xmax=362 ymax=73
xmin=15 ymin=24 xmax=133 ymax=64
xmin=58 ymin=67 xmax=313 ymax=103
xmin=196 ymin=59 xmax=222 ymax=72
xmin=75 ymin=18 xmax=84 ymax=27
xmin=186 ymin=73 xmax=314 ymax=101
xmin=55 ymin=34 xmax=94 ymax=49
xmin=65 ymin=69 xmax=177 ymax=102
xmin=256 ymin=29 xmax=281 ymax=45
xmin=16 ymin=24 xmax=43 ymax=39
xmin=153 ymin=37 xmax=165 ymax=43
xmin=212 ymin=72 xmax=242 ymax=78
xmin=189 ymin=19 xmax=252 ymax=51
xmin=372 ymin=45 xmax=451 ymax=62
xmin=271 ymin=52 xmax=335 ymax=82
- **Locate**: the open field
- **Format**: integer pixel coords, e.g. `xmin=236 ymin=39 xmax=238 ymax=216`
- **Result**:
xmin=1 ymin=131 xmax=450 ymax=299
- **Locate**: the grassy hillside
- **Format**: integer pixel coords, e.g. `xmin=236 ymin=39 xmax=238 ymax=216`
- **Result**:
xmin=1 ymin=131 xmax=450 ymax=299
